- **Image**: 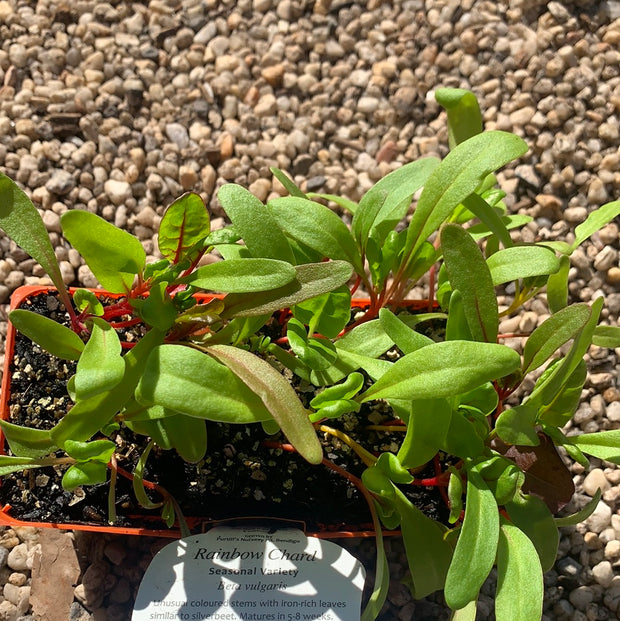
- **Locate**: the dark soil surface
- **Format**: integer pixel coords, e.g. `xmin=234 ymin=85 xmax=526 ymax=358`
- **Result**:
xmin=1 ymin=291 xmax=448 ymax=533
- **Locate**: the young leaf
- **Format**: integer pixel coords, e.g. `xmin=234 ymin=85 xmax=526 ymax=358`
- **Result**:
xmin=136 ymin=344 xmax=274 ymax=424
xmin=131 ymin=282 xmax=177 ymax=331
xmin=62 ymin=461 xmax=108 ymax=491
xmin=495 ymin=405 xmax=540 ymax=446
xmin=505 ymin=493 xmax=559 ymax=572
xmin=554 ymin=489 xmax=601 ymax=527
xmin=379 ymin=307 xmax=434 ymax=354
xmin=309 ymin=193 xmax=358 ymax=214
xmin=73 ymin=289 xmax=104 ymax=316
xmin=218 ymin=183 xmax=295 ymax=263
xmin=404 ymin=131 xmax=528 ymax=261
xmin=397 ymin=398 xmax=452 ymax=469
xmin=441 ymin=223 xmax=498 ymax=343
xmin=161 ymin=415 xmax=207 ymax=463
xmin=64 ymin=439 xmax=115 ymax=463
xmin=450 ymin=601 xmax=477 ymax=621
xmin=158 ymin=192 xmax=209 ymax=264
xmin=207 ymin=344 xmax=323 ymax=465
xmin=486 ymin=245 xmax=560 ymax=286
xmin=447 ymin=468 xmax=464 ymax=523
xmin=61 ymin=210 xmax=146 ymax=293
xmin=222 ymin=261 xmax=353 ymax=318
xmin=132 ymin=441 xmax=164 ymax=510
xmin=0 ymin=455 xmax=51 ymax=476
xmin=565 ymin=430 xmax=620 ymax=464
xmin=0 ymin=420 xmax=57 ymax=458
xmin=352 ymin=158 xmax=439 ymax=250
xmin=268 ymin=196 xmax=364 ymax=274
xmin=495 ymin=519 xmax=544 ymax=621
xmin=310 ymin=372 xmax=364 ymax=409
xmin=287 ymin=318 xmax=337 ymax=370
xmin=592 ymin=325 xmax=620 ymax=348
xmin=360 ymin=340 xmax=520 ymax=403
xmin=445 ymin=469 xmax=499 ymax=611
xmin=461 ymin=193 xmax=513 ymax=249
xmin=522 ymin=303 xmax=591 ymax=374
xmin=435 ymin=88 xmax=483 ymax=148
xmin=50 ymin=327 xmax=166 ymax=446
xmin=546 ymin=254 xmax=570 ymax=312
xmin=293 ymin=286 xmax=351 ymax=338
xmin=9 ymin=309 xmax=85 ymax=360
xmin=445 ymin=290 xmax=474 ymax=342
xmin=270 ymin=167 xmax=306 ymax=198
xmin=177 ymin=258 xmax=297 ymax=293
xmin=571 ymin=200 xmax=620 ymax=251
xmin=0 ymin=172 xmax=65 ymax=293
xmin=74 ymin=318 xmax=124 ymax=401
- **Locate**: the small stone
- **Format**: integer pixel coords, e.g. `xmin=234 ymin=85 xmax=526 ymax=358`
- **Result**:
xmin=254 ymin=94 xmax=277 ymax=117
xmin=605 ymin=539 xmax=620 ymax=560
xmin=179 ymin=165 xmax=197 ymax=190
xmin=564 ymin=207 xmax=587 ymax=223
xmin=592 ymin=560 xmax=614 ymax=587
xmin=45 ymin=170 xmax=75 ymax=195
xmin=357 ymin=97 xmax=380 ymax=114
xmin=103 ymin=179 xmax=132 ymax=206
xmin=219 ymin=132 xmax=234 ymax=160
xmin=261 ymin=64 xmax=284 ymax=87
xmin=569 ymin=586 xmax=594 ymax=611
xmin=583 ymin=469 xmax=611 ymax=496
xmin=586 ymin=501 xmax=612 ymax=533
xmin=7 ymin=544 xmax=29 ymax=572
xmin=593 ymin=246 xmax=617 ymax=271
xmin=165 ymin=123 xmax=190 ymax=149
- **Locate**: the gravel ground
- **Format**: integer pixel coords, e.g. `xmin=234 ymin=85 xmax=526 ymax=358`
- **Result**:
xmin=0 ymin=0 xmax=618 ymax=619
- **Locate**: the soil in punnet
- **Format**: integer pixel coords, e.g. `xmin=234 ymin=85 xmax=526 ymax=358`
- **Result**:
xmin=1 ymin=292 xmax=448 ymax=532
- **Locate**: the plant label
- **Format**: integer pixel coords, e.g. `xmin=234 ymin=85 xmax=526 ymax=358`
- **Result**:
xmin=132 ymin=526 xmax=366 ymax=621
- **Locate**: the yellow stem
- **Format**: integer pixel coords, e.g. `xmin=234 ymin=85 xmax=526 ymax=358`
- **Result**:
xmin=365 ymin=425 xmax=407 ymax=432
xmin=316 ymin=425 xmax=377 ymax=467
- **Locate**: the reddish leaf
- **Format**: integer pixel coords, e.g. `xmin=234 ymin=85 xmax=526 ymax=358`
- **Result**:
xmin=492 ymin=434 xmax=574 ymax=513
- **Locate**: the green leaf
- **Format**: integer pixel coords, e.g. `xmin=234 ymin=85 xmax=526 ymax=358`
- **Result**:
xmin=158 ymin=192 xmax=210 ymax=264
xmin=445 ymin=469 xmax=499 ymax=610
xmin=293 ymin=286 xmax=351 ymax=338
xmin=360 ymin=340 xmax=520 ymax=403
xmin=404 ymin=131 xmax=528 ymax=262
xmin=467 ymin=214 xmax=532 ymax=241
xmin=352 ymin=158 xmax=440 ymax=250
xmin=442 ymin=410 xmax=485 ymax=459
xmin=309 ymin=372 xmax=364 ymax=407
xmin=527 ymin=297 xmax=603 ymax=411
xmin=207 ymin=344 xmax=323 ymax=465
xmin=546 ymin=254 xmax=570 ymax=312
xmin=495 ymin=519 xmax=544 ymax=621
xmin=270 ymin=167 xmax=306 ymax=198
xmin=136 ymin=344 xmax=274 ymax=424
xmin=223 ymin=261 xmax=353 ymax=318
xmin=571 ymin=200 xmax=620 ymax=251
xmin=522 ymin=304 xmax=591 ymax=374
xmin=50 ymin=328 xmax=166 ymax=446
xmin=0 ymin=420 xmax=57 ymax=458
xmin=505 ymin=493 xmax=559 ymax=572
xmin=74 ymin=318 xmax=124 ymax=401
xmin=8 ymin=309 xmax=84 ymax=360
xmin=376 ymin=452 xmax=413 ymax=484
xmin=436 ymin=88 xmax=483 ymax=148
xmin=565 ymin=430 xmax=620 ymax=464
xmin=218 ymin=183 xmax=295 ymax=263
xmin=0 ymin=172 xmax=65 ymax=293
xmin=486 ymin=245 xmax=560 ymax=285
xmin=133 ymin=441 xmax=163 ymax=510
xmin=0 ymin=455 xmax=50 ymax=476
xmin=287 ymin=318 xmax=337 ymax=370
xmin=445 ymin=289 xmax=474 ymax=342
xmin=61 ymin=210 xmax=146 ymax=293
xmin=541 ymin=359 xmax=587 ymax=426
xmin=461 ymin=193 xmax=513 ymax=249
xmin=450 ymin=601 xmax=477 ymax=621
xmin=379 ymin=307 xmax=434 ymax=354
xmin=62 ymin=461 xmax=108 ymax=491
xmin=441 ymin=223 xmax=498 ymax=343
xmin=268 ymin=196 xmax=364 ymax=273
xmin=308 ymin=193 xmax=358 ymax=215
xmin=64 ymin=439 xmax=115 ymax=463
xmin=397 ymin=399 xmax=452 ymax=469
xmin=178 ymin=258 xmax=297 ymax=293
xmin=495 ymin=405 xmax=540 ymax=446
xmin=554 ymin=489 xmax=601 ymax=527
xmin=592 ymin=325 xmax=620 ymax=348
xmin=131 ymin=282 xmax=177 ymax=331
xmin=73 ymin=289 xmax=104 ymax=315
xmin=162 ymin=415 xmax=207 ymax=463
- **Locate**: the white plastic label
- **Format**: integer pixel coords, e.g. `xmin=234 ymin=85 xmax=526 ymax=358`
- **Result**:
xmin=132 ymin=527 xmax=366 ymax=621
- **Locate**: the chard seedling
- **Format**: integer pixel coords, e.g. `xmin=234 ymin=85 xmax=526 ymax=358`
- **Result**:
xmin=0 ymin=88 xmax=618 ymax=621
